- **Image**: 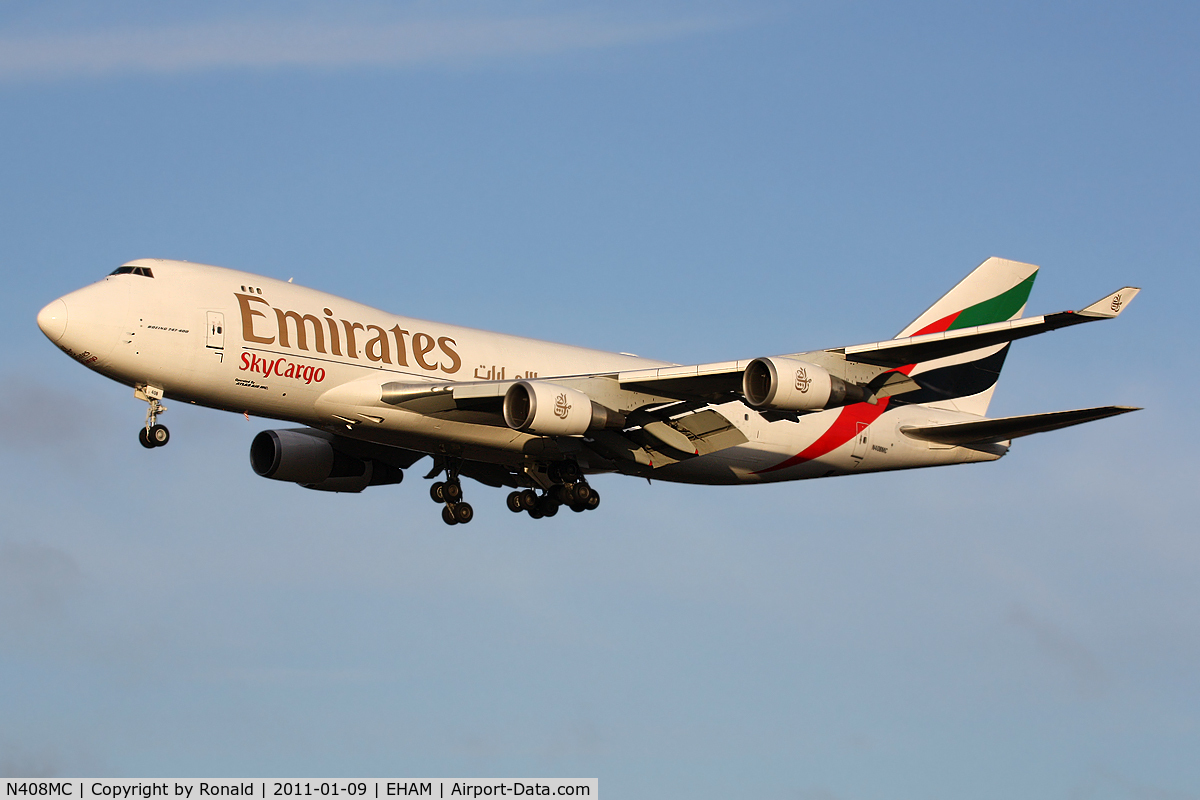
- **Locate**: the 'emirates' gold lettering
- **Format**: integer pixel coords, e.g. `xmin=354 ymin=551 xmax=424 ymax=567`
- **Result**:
xmin=342 ymin=320 xmax=366 ymax=359
xmin=412 ymin=332 xmax=436 ymax=370
xmin=237 ymin=294 xmax=461 ymax=375
xmin=274 ymin=308 xmax=325 ymax=353
xmin=237 ymin=294 xmax=274 ymax=345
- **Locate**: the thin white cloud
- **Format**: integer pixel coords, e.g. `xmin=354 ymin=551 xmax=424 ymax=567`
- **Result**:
xmin=0 ymin=13 xmax=729 ymax=81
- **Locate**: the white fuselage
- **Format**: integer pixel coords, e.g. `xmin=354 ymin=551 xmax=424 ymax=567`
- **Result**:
xmin=39 ymin=259 xmax=1003 ymax=485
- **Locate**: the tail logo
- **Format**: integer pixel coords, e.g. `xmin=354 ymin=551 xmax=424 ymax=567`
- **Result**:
xmin=1111 ymin=293 xmax=1123 ymax=313
xmin=795 ymin=368 xmax=812 ymax=393
xmin=554 ymin=392 xmax=572 ymax=419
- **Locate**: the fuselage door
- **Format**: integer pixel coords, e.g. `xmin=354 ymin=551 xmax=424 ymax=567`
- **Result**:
xmin=851 ymin=421 xmax=870 ymax=462
xmin=206 ymin=311 xmax=225 ymax=349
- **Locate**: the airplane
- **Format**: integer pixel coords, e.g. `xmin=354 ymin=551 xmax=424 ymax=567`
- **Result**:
xmin=36 ymin=256 xmax=1139 ymax=525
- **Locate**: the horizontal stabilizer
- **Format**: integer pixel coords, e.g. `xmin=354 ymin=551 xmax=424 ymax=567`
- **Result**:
xmin=900 ymin=406 xmax=1140 ymax=446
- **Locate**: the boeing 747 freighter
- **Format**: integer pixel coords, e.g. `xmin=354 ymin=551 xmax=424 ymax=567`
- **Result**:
xmin=37 ymin=257 xmax=1139 ymax=524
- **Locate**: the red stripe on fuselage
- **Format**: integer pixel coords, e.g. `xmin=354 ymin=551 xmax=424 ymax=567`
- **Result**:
xmin=755 ymin=397 xmax=893 ymax=474
xmin=755 ymin=311 xmax=962 ymax=474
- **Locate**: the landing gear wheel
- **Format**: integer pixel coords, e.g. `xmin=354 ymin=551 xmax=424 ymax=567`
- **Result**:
xmin=570 ymin=483 xmax=592 ymax=504
xmin=506 ymin=492 xmax=524 ymax=513
xmin=138 ymin=428 xmax=154 ymax=449
xmin=430 ymin=482 xmax=446 ymax=503
xmin=149 ymin=424 xmax=169 ymax=447
xmin=585 ymin=491 xmax=600 ymax=510
xmin=569 ymin=503 xmax=586 ymax=513
xmin=442 ymin=505 xmax=458 ymax=525
xmin=527 ymin=506 xmax=544 ymax=519
xmin=519 ymin=489 xmax=538 ymax=511
xmin=443 ymin=481 xmax=463 ymax=503
xmin=537 ymin=497 xmax=559 ymax=518
xmin=453 ymin=502 xmax=474 ymax=524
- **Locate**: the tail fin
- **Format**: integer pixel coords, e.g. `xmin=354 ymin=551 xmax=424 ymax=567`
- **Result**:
xmin=897 ymin=257 xmax=1039 ymax=338
xmin=896 ymin=257 xmax=1039 ymax=416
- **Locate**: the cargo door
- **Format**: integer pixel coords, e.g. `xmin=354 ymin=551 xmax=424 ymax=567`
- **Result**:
xmin=206 ymin=311 xmax=225 ymax=349
xmin=851 ymin=421 xmax=870 ymax=462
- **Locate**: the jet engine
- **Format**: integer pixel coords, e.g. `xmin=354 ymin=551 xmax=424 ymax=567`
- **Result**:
xmin=250 ymin=429 xmax=404 ymax=493
xmin=503 ymin=380 xmax=625 ymax=436
xmin=742 ymin=356 xmax=866 ymax=411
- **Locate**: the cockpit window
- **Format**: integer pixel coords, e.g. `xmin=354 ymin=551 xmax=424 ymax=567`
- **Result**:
xmin=109 ymin=266 xmax=154 ymax=278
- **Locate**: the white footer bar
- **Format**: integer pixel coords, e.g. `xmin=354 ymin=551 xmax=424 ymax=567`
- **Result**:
xmin=3 ymin=781 xmax=597 ymax=800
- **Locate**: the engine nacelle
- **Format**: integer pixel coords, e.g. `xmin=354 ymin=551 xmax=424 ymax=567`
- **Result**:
xmin=742 ymin=357 xmax=865 ymax=411
xmin=250 ymin=429 xmax=403 ymax=493
xmin=503 ymin=381 xmax=624 ymax=436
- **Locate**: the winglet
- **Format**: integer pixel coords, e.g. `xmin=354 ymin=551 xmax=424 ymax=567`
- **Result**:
xmin=1077 ymin=287 xmax=1140 ymax=319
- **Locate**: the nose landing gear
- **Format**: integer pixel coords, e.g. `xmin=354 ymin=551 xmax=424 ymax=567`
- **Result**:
xmin=136 ymin=386 xmax=169 ymax=449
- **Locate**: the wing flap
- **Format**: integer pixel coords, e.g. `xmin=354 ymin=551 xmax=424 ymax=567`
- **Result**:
xmin=899 ymin=406 xmax=1140 ymax=446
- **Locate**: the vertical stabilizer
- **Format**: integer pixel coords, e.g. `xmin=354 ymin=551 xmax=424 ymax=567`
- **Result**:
xmin=897 ymin=257 xmax=1039 ymax=416
xmin=897 ymin=257 xmax=1039 ymax=338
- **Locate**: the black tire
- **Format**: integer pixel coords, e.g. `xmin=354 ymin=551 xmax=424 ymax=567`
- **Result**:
xmin=569 ymin=503 xmax=586 ymax=513
xmin=444 ymin=481 xmax=463 ymax=502
xmin=441 ymin=505 xmax=458 ymax=525
xmin=570 ymin=483 xmax=592 ymax=504
xmin=527 ymin=506 xmax=544 ymax=520
xmin=149 ymin=424 xmax=170 ymax=447
xmin=506 ymin=492 xmax=524 ymax=513
xmin=430 ymin=482 xmax=446 ymax=503
xmin=585 ymin=491 xmax=600 ymax=510
xmin=538 ymin=497 xmax=559 ymax=517
xmin=519 ymin=489 xmax=538 ymax=510
xmin=138 ymin=428 xmax=155 ymax=449
xmin=454 ymin=502 xmax=474 ymax=524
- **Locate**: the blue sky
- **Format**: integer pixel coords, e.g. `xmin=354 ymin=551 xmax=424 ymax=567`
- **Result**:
xmin=1 ymin=2 xmax=1197 ymax=797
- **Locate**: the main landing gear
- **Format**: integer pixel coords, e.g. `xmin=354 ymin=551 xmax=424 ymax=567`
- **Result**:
xmin=430 ymin=460 xmax=473 ymax=526
xmin=506 ymin=461 xmax=601 ymax=520
xmin=136 ymin=387 xmax=169 ymax=449
xmin=427 ymin=458 xmax=601 ymax=524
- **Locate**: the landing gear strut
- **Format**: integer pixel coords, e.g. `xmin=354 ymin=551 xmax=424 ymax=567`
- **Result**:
xmin=136 ymin=386 xmax=169 ymax=449
xmin=430 ymin=458 xmax=473 ymax=525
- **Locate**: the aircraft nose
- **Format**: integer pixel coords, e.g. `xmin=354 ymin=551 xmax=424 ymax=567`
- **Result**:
xmin=37 ymin=298 xmax=68 ymax=342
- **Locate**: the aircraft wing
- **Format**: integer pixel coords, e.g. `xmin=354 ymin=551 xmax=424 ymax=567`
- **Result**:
xmin=316 ymin=286 xmax=1138 ymax=464
xmin=352 ymin=286 xmax=1141 ymax=418
xmin=614 ymin=286 xmax=1140 ymax=400
xmin=837 ymin=287 xmax=1139 ymax=367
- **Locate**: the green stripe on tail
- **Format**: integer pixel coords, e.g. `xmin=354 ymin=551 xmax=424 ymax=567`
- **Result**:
xmin=950 ymin=273 xmax=1037 ymax=329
